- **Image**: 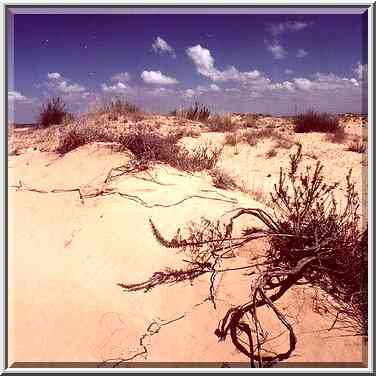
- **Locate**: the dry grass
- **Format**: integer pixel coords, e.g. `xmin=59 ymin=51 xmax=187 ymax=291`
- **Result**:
xmin=174 ymin=102 xmax=211 ymax=122
xmin=242 ymin=127 xmax=289 ymax=148
xmin=294 ymin=110 xmax=340 ymax=133
xmin=242 ymin=114 xmax=258 ymax=128
xmin=326 ymin=127 xmax=347 ymax=144
xmin=224 ymin=132 xmax=238 ymax=146
xmin=265 ymin=148 xmax=277 ymax=158
xmin=38 ymin=97 xmax=70 ymax=128
xmin=207 ymin=113 xmax=236 ymax=132
xmin=119 ymin=126 xmax=221 ymax=172
xmin=55 ymin=118 xmax=116 ymax=154
xmin=210 ymin=168 xmax=238 ymax=190
xmin=347 ymin=140 xmax=367 ymax=154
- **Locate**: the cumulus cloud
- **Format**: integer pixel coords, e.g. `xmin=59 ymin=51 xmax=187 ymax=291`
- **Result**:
xmin=46 ymin=72 xmax=85 ymax=94
xmin=266 ymin=40 xmax=287 ymax=59
xmin=47 ymin=72 xmax=61 ymax=80
xmin=57 ymin=81 xmax=85 ymax=94
xmin=141 ymin=70 xmax=178 ymax=85
xmin=183 ymin=83 xmax=222 ymax=98
xmin=353 ymin=62 xmax=368 ymax=81
xmin=152 ymin=37 xmax=176 ymax=58
xmin=296 ymin=48 xmax=308 ymax=58
xmin=267 ymin=21 xmax=311 ymax=37
xmin=111 ymin=72 xmax=130 ymax=82
xmin=101 ymin=81 xmax=133 ymax=94
xmin=186 ymin=44 xmax=265 ymax=83
xmin=8 ymin=91 xmax=34 ymax=103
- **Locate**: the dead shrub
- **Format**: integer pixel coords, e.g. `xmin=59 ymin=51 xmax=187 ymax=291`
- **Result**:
xmin=120 ymin=144 xmax=367 ymax=366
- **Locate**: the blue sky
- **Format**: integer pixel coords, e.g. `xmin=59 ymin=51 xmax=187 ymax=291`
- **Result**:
xmin=8 ymin=12 xmax=368 ymax=123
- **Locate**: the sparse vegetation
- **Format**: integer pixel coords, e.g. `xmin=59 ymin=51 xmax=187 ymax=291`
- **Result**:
xmin=99 ymin=98 xmax=140 ymax=120
xmin=265 ymin=148 xmax=277 ymax=158
xmin=175 ymin=102 xmax=211 ymax=122
xmin=121 ymin=145 xmax=367 ymax=366
xmin=38 ymin=97 xmax=69 ymax=128
xmin=119 ymin=127 xmax=221 ymax=172
xmin=326 ymin=126 xmax=347 ymax=143
xmin=241 ymin=127 xmax=287 ymax=147
xmin=224 ymin=132 xmax=238 ymax=146
xmin=55 ymin=118 xmax=113 ymax=154
xmin=347 ymin=140 xmax=367 ymax=154
xmin=207 ymin=113 xmax=235 ymax=132
xmin=210 ymin=168 xmax=238 ymax=190
xmin=242 ymin=114 xmax=258 ymax=128
xmin=294 ymin=110 xmax=340 ymax=133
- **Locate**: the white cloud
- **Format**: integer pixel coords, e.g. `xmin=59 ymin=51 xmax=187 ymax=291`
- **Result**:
xmin=111 ymin=72 xmax=130 ymax=82
xmin=266 ymin=40 xmax=287 ymax=59
xmin=57 ymin=81 xmax=85 ymax=93
xmin=101 ymin=81 xmax=133 ymax=94
xmin=141 ymin=70 xmax=178 ymax=85
xmin=292 ymin=78 xmax=313 ymax=91
xmin=8 ymin=91 xmax=34 ymax=103
xmin=183 ymin=89 xmax=196 ymax=99
xmin=353 ymin=62 xmax=368 ymax=81
xmin=149 ymin=87 xmax=176 ymax=96
xmin=267 ymin=21 xmax=311 ymax=37
xmin=186 ymin=44 xmax=265 ymax=83
xmin=152 ymin=37 xmax=176 ymax=58
xmin=285 ymin=68 xmax=294 ymax=75
xmin=296 ymin=48 xmax=308 ymax=58
xmin=47 ymin=72 xmax=61 ymax=80
xmin=46 ymin=72 xmax=85 ymax=94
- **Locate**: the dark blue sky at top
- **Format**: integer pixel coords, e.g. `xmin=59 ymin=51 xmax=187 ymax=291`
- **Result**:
xmin=9 ymin=11 xmax=368 ymax=122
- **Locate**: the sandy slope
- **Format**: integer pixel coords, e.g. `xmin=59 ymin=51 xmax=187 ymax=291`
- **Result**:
xmin=8 ymin=140 xmax=365 ymax=366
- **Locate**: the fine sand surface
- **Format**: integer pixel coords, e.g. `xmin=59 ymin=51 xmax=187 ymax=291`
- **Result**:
xmin=8 ymin=114 xmax=367 ymax=366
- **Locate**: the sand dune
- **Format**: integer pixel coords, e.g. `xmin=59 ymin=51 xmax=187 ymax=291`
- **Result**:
xmin=8 ymin=114 xmax=367 ymax=367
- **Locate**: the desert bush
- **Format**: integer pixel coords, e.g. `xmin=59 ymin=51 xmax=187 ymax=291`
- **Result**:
xmin=326 ymin=126 xmax=346 ymax=143
xmin=347 ymin=140 xmax=367 ymax=153
xmin=273 ymin=134 xmax=294 ymax=149
xmin=242 ymin=127 xmax=278 ymax=146
xmin=56 ymin=125 xmax=111 ymax=154
xmin=176 ymin=102 xmax=211 ymax=122
xmin=210 ymin=168 xmax=238 ymax=190
xmin=242 ymin=114 xmax=258 ymax=128
xmin=207 ymin=113 xmax=235 ymax=132
xmin=119 ymin=127 xmax=182 ymax=161
xmin=265 ymin=148 xmax=277 ymax=158
xmin=224 ymin=132 xmax=238 ymax=146
xmin=119 ymin=127 xmax=221 ymax=172
xmin=119 ymin=144 xmax=367 ymax=366
xmin=294 ymin=110 xmax=340 ymax=133
xmin=100 ymin=98 xmax=140 ymax=120
xmin=175 ymin=144 xmax=223 ymax=172
xmin=38 ymin=97 xmax=69 ymax=128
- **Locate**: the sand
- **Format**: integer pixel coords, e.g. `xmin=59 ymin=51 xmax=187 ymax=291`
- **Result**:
xmin=7 ymin=114 xmax=367 ymax=367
